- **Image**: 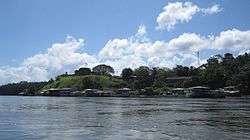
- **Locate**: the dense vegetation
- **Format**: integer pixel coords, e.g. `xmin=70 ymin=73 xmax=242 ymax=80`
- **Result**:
xmin=42 ymin=75 xmax=127 ymax=90
xmin=0 ymin=81 xmax=47 ymax=95
xmin=0 ymin=52 xmax=249 ymax=95
xmin=120 ymin=53 xmax=250 ymax=94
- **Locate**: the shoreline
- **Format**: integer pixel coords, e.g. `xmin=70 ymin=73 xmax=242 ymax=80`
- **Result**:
xmin=0 ymin=94 xmax=247 ymax=99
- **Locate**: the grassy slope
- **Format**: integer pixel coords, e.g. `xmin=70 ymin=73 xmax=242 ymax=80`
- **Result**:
xmin=42 ymin=75 xmax=127 ymax=90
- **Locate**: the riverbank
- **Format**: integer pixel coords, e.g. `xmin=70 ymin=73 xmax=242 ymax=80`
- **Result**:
xmin=15 ymin=86 xmax=242 ymax=98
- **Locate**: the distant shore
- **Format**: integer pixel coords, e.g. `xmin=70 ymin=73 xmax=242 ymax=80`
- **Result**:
xmin=1 ymin=52 xmax=249 ymax=97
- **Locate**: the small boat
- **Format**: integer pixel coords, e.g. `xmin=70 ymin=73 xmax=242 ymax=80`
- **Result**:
xmin=112 ymin=88 xmax=131 ymax=97
xmin=41 ymin=88 xmax=73 ymax=96
xmin=186 ymin=86 xmax=211 ymax=98
xmin=222 ymin=86 xmax=241 ymax=97
xmin=171 ymin=88 xmax=186 ymax=97
xmin=84 ymin=89 xmax=101 ymax=97
xmin=18 ymin=92 xmax=25 ymax=96
xmin=186 ymin=86 xmax=225 ymax=98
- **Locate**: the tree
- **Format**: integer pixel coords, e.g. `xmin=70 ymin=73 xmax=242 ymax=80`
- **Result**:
xmin=221 ymin=53 xmax=238 ymax=86
xmin=77 ymin=76 xmax=101 ymax=90
xmin=75 ymin=67 xmax=91 ymax=76
xmin=48 ymin=78 xmax=54 ymax=84
xmin=173 ymin=65 xmax=190 ymax=76
xmin=188 ymin=66 xmax=199 ymax=76
xmin=153 ymin=68 xmax=168 ymax=88
xmin=121 ymin=68 xmax=133 ymax=81
xmin=235 ymin=62 xmax=250 ymax=94
xmin=55 ymin=72 xmax=68 ymax=81
xmin=223 ymin=53 xmax=234 ymax=61
xmin=92 ymin=64 xmax=114 ymax=75
xmin=201 ymin=55 xmax=226 ymax=89
xmin=207 ymin=54 xmax=222 ymax=65
xmin=133 ymin=66 xmax=152 ymax=89
xmin=0 ymin=81 xmax=47 ymax=95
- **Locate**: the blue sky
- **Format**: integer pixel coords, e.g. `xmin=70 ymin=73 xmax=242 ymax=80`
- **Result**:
xmin=0 ymin=0 xmax=250 ymax=84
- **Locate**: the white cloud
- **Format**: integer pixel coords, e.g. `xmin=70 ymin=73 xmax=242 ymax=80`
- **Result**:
xmin=1 ymin=27 xmax=250 ymax=85
xmin=98 ymin=39 xmax=129 ymax=60
xmin=156 ymin=2 xmax=222 ymax=31
xmin=0 ymin=36 xmax=98 ymax=85
xmin=212 ymin=29 xmax=250 ymax=51
xmin=201 ymin=4 xmax=222 ymax=15
xmin=99 ymin=27 xmax=250 ymax=74
xmin=239 ymin=50 xmax=250 ymax=55
xmin=99 ymin=26 xmax=207 ymax=72
xmin=136 ymin=25 xmax=147 ymax=36
xmin=156 ymin=2 xmax=199 ymax=31
xmin=168 ymin=33 xmax=210 ymax=52
xmin=22 ymin=36 xmax=98 ymax=74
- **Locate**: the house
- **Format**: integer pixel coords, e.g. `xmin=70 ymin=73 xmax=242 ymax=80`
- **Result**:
xmin=84 ymin=89 xmax=100 ymax=97
xmin=41 ymin=88 xmax=73 ymax=96
xmin=113 ymin=88 xmax=131 ymax=97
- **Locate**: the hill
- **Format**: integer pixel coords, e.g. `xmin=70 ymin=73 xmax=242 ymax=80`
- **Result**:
xmin=42 ymin=75 xmax=127 ymax=91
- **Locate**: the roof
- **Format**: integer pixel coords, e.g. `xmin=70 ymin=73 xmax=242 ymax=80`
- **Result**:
xmin=118 ymin=88 xmax=131 ymax=91
xmin=224 ymin=86 xmax=236 ymax=88
xmin=172 ymin=88 xmax=185 ymax=91
xmin=84 ymin=89 xmax=99 ymax=91
xmin=166 ymin=76 xmax=192 ymax=80
xmin=224 ymin=86 xmax=237 ymax=90
xmin=47 ymin=88 xmax=72 ymax=91
xmin=189 ymin=86 xmax=210 ymax=89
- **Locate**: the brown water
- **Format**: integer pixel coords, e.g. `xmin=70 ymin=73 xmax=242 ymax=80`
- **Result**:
xmin=0 ymin=96 xmax=250 ymax=140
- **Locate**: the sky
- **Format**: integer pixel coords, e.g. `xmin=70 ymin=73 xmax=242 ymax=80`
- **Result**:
xmin=0 ymin=0 xmax=250 ymax=84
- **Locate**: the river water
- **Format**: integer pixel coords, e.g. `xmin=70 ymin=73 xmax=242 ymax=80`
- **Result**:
xmin=0 ymin=96 xmax=250 ymax=140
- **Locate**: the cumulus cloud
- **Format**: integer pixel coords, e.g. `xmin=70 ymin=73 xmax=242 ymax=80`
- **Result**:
xmin=100 ymin=27 xmax=250 ymax=74
xmin=156 ymin=2 xmax=199 ymax=31
xmin=212 ymin=29 xmax=250 ymax=51
xmin=1 ymin=26 xmax=250 ymax=85
xmin=0 ymin=36 xmax=98 ymax=85
xmin=168 ymin=33 xmax=210 ymax=52
xmin=23 ymin=36 xmax=98 ymax=73
xmin=156 ymin=2 xmax=222 ymax=31
xmin=99 ymin=39 xmax=129 ymax=60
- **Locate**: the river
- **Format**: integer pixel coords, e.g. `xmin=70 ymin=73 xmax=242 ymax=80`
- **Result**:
xmin=0 ymin=96 xmax=250 ymax=140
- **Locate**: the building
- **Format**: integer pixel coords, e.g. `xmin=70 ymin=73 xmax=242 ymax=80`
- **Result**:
xmin=41 ymin=88 xmax=73 ymax=96
xmin=113 ymin=88 xmax=131 ymax=97
xmin=171 ymin=88 xmax=186 ymax=96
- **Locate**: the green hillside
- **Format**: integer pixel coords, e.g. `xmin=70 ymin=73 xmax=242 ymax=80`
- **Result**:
xmin=42 ymin=75 xmax=127 ymax=90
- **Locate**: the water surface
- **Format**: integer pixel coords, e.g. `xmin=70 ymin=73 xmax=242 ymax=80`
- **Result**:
xmin=0 ymin=96 xmax=250 ymax=140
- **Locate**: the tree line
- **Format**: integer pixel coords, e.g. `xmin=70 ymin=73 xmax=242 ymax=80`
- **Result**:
xmin=119 ymin=53 xmax=250 ymax=94
xmin=0 ymin=81 xmax=47 ymax=95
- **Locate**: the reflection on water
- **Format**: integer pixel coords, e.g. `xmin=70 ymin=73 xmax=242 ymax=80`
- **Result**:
xmin=0 ymin=96 xmax=250 ymax=140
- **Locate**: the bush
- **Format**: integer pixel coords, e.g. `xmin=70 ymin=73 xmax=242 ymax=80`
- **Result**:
xmin=142 ymin=87 xmax=155 ymax=96
xmin=153 ymin=87 xmax=171 ymax=95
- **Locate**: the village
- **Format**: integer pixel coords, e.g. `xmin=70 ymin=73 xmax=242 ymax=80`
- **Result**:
xmin=36 ymin=85 xmax=240 ymax=98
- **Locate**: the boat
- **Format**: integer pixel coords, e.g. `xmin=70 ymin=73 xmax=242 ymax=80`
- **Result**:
xmin=84 ymin=89 xmax=102 ymax=97
xmin=186 ymin=86 xmax=211 ymax=98
xmin=171 ymin=88 xmax=186 ymax=97
xmin=186 ymin=86 xmax=225 ymax=98
xmin=222 ymin=86 xmax=241 ymax=97
xmin=112 ymin=88 xmax=131 ymax=97
xmin=41 ymin=88 xmax=73 ymax=96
